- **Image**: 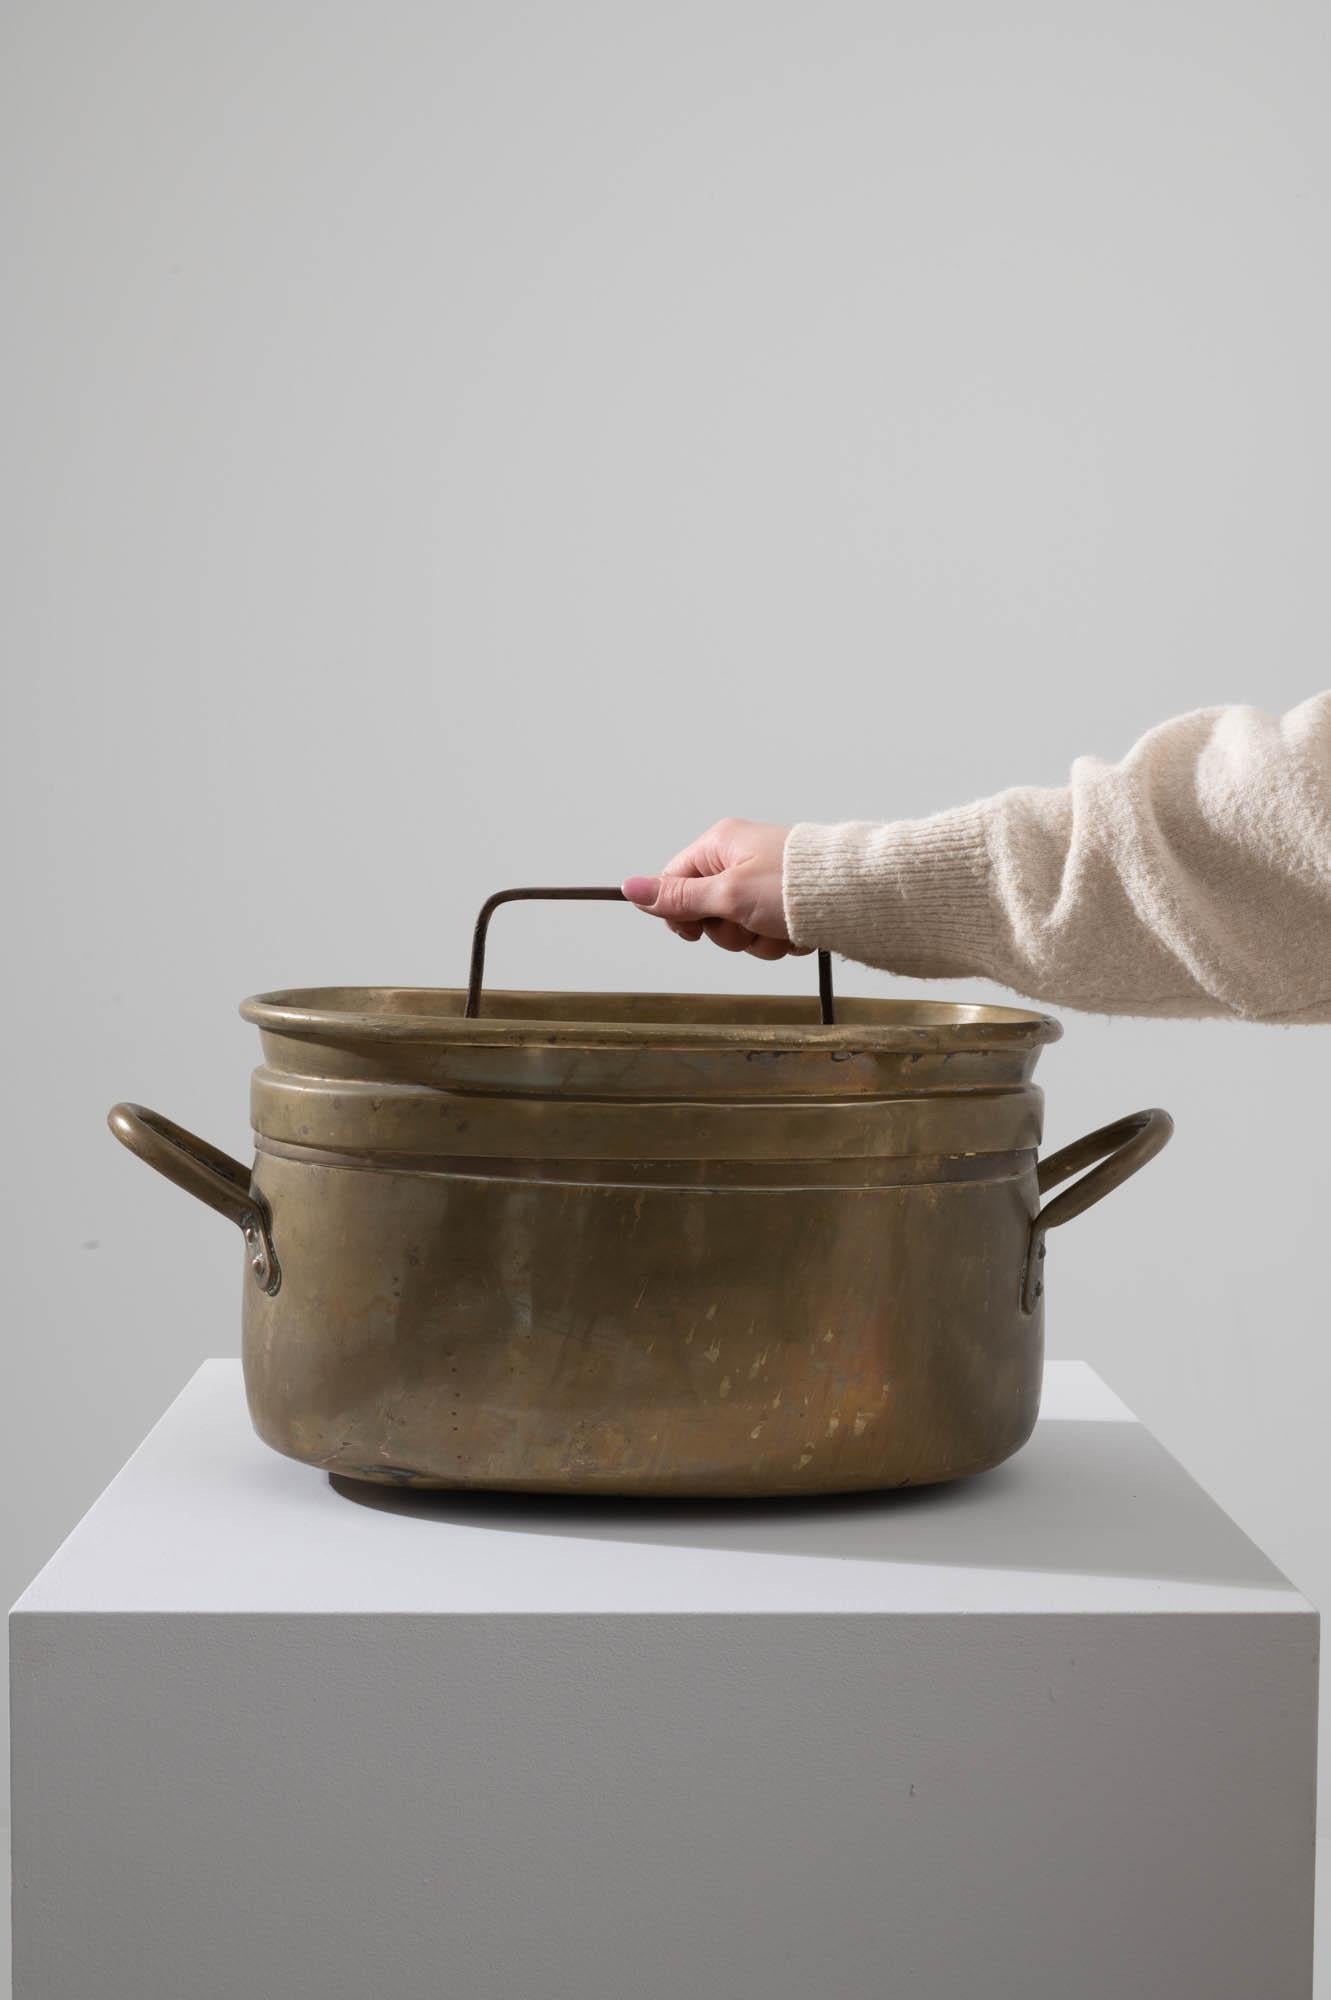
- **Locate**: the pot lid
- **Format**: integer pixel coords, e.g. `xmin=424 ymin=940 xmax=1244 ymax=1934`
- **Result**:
xmin=239 ymin=985 xmax=1062 ymax=1055
xmin=240 ymin=887 xmax=1060 ymax=1059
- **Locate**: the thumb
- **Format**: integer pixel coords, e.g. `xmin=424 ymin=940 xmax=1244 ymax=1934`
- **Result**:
xmin=622 ymin=873 xmax=734 ymax=922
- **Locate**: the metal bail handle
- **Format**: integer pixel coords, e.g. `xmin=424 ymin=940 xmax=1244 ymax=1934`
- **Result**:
xmin=465 ymin=886 xmax=837 ymax=1024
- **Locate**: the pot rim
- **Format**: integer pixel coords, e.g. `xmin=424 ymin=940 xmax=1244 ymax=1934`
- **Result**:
xmin=240 ymin=987 xmax=1064 ymax=1055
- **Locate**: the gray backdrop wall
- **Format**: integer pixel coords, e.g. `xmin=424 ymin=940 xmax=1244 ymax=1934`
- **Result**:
xmin=4 ymin=0 xmax=1328 ymax=1833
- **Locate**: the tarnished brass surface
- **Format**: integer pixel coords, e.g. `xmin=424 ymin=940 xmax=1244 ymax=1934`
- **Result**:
xmin=110 ymin=986 xmax=1173 ymax=1496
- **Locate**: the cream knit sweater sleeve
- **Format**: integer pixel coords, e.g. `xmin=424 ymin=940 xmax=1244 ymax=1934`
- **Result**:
xmin=781 ymin=694 xmax=1331 ymax=1022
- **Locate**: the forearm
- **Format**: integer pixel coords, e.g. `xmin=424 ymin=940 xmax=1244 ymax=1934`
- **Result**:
xmin=783 ymin=695 xmax=1331 ymax=1021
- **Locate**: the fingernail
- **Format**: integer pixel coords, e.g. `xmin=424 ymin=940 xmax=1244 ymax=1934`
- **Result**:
xmin=621 ymin=876 xmax=659 ymax=905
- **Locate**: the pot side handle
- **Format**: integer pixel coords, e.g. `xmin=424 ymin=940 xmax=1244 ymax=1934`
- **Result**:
xmin=107 ymin=1103 xmax=280 ymax=1296
xmin=1023 ymin=1107 xmax=1173 ymax=1313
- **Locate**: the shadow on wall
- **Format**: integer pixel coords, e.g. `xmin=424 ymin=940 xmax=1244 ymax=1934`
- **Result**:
xmin=332 ymin=1420 xmax=1288 ymax=1592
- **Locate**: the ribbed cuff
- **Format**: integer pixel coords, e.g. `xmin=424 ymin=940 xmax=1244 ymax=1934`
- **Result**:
xmin=782 ymin=807 xmax=1003 ymax=979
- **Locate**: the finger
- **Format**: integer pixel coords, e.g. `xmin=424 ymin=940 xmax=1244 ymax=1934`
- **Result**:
xmin=624 ymin=878 xmax=719 ymax=943
xmin=744 ymin=936 xmax=789 ymax=962
xmin=622 ymin=871 xmax=739 ymax=925
xmin=657 ymin=822 xmax=741 ymax=882
xmin=702 ymin=917 xmax=755 ymax=953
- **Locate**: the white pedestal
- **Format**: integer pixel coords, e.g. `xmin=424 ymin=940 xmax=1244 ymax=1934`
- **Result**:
xmin=10 ymin=1361 xmax=1318 ymax=2000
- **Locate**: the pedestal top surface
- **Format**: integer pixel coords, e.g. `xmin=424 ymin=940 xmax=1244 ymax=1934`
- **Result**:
xmin=13 ymin=1361 xmax=1308 ymax=1618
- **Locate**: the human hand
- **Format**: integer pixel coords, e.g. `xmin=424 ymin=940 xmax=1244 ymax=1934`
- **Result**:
xmin=621 ymin=819 xmax=810 ymax=959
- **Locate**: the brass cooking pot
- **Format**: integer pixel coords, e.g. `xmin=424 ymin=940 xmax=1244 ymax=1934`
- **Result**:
xmin=109 ymin=889 xmax=1172 ymax=1497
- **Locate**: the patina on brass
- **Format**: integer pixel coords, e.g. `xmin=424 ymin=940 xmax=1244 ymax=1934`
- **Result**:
xmin=107 ymin=943 xmax=1173 ymax=1497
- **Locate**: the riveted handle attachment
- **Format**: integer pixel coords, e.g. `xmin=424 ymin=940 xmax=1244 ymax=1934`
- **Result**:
xmin=1023 ymin=1107 xmax=1173 ymax=1312
xmin=465 ymin=886 xmax=837 ymax=1024
xmin=108 ymin=1103 xmax=281 ymax=1295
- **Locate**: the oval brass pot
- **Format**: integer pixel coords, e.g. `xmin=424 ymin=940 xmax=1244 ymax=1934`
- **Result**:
xmin=109 ymin=981 xmax=1172 ymax=1497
